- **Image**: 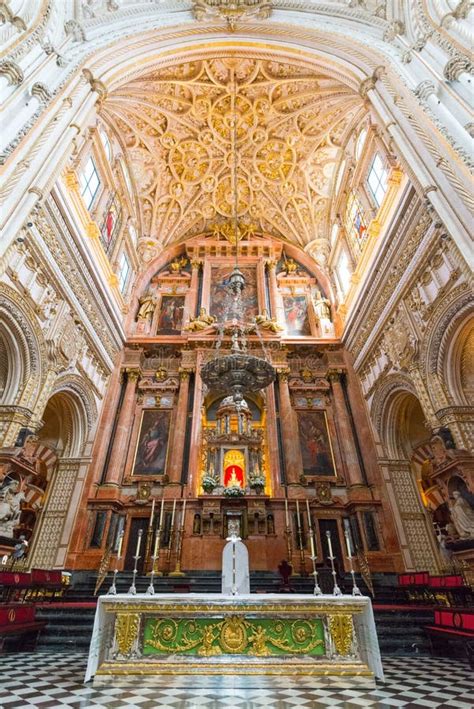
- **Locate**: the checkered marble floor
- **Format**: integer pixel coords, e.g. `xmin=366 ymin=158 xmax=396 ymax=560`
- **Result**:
xmin=0 ymin=653 xmax=472 ymax=708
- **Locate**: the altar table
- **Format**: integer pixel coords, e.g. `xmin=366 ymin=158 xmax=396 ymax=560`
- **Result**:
xmin=86 ymin=593 xmax=383 ymax=686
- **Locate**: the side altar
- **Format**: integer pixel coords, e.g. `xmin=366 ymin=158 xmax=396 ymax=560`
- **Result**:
xmin=86 ymin=593 xmax=383 ymax=686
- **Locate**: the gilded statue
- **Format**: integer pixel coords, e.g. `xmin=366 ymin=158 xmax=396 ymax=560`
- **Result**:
xmin=228 ymin=469 xmax=242 ymax=488
xmin=313 ymin=290 xmax=331 ymax=321
xmin=136 ymin=291 xmax=157 ymax=322
xmin=185 ymin=307 xmax=215 ymax=331
xmin=170 ymin=256 xmax=188 ymax=274
xmin=255 ymin=309 xmax=283 ymax=333
xmin=282 ymin=257 xmax=298 ymax=274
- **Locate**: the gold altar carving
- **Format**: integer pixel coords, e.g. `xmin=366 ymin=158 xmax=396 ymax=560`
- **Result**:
xmin=115 ymin=613 xmax=140 ymax=656
xmin=328 ymin=614 xmax=354 ymax=656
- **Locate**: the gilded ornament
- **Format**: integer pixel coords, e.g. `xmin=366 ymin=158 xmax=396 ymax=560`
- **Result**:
xmin=328 ymin=614 xmax=353 ymax=656
xmin=115 ymin=613 xmax=140 ymax=656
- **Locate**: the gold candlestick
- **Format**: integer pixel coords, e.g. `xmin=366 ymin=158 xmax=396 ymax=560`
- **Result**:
xmin=170 ymin=500 xmax=186 ymax=577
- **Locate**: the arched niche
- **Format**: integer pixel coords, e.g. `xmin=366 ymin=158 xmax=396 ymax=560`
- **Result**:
xmin=446 ymin=316 xmax=474 ymax=407
xmin=37 ymin=390 xmax=88 ymax=459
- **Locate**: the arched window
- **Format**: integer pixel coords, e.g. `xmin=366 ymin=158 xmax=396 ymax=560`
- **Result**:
xmin=345 ymin=191 xmax=367 ymax=248
xmin=335 ymin=248 xmax=352 ymax=297
xmin=367 ymin=153 xmax=389 ymax=208
xmin=355 ymin=127 xmax=368 ymax=160
xmin=100 ymin=192 xmax=122 ymax=253
xmin=118 ymin=251 xmax=131 ymax=293
xmin=99 ymin=128 xmax=112 ymax=162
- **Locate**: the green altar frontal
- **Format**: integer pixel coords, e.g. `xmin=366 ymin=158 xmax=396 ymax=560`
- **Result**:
xmin=87 ymin=594 xmax=382 ymax=685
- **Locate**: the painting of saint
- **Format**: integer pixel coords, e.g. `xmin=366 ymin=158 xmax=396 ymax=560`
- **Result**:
xmin=133 ymin=410 xmax=171 ymax=475
xmin=283 ymin=295 xmax=311 ymax=336
xmin=209 ymin=266 xmax=258 ymax=322
xmin=157 ymin=295 xmax=184 ymax=334
xmin=297 ymin=410 xmax=336 ymax=476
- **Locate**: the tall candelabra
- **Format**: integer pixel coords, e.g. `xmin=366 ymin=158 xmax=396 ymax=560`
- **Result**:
xmin=170 ymin=500 xmax=186 ymax=577
xmin=308 ymin=529 xmax=322 ymax=596
xmin=107 ymin=530 xmax=124 ymax=595
xmin=128 ymin=528 xmax=143 ymax=595
xmin=326 ymin=530 xmax=342 ymax=596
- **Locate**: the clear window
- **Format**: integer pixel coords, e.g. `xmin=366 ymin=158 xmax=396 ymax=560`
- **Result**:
xmin=118 ymin=251 xmax=130 ymax=293
xmin=355 ymin=127 xmax=367 ymax=160
xmin=79 ymin=157 xmax=101 ymax=210
xmin=345 ymin=191 xmax=368 ymax=247
xmin=367 ymin=153 xmax=389 ymax=208
xmin=336 ymin=248 xmax=352 ymax=297
xmin=99 ymin=128 xmax=112 ymax=162
xmin=330 ymin=223 xmax=339 ymax=246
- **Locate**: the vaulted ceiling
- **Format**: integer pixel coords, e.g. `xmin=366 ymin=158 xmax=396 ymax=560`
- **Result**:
xmin=100 ymin=55 xmax=366 ymax=250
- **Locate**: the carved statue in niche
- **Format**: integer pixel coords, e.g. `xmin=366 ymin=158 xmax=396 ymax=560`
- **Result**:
xmin=313 ymin=289 xmax=334 ymax=337
xmin=185 ymin=307 xmax=215 ymax=331
xmin=313 ymin=290 xmax=331 ymax=321
xmin=0 ymin=479 xmax=25 ymax=538
xmin=136 ymin=291 xmax=157 ymax=322
xmin=449 ymin=491 xmax=474 ymax=538
xmin=255 ymin=309 xmax=283 ymax=333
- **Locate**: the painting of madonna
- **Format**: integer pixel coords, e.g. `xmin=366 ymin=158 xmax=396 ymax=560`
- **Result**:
xmin=133 ymin=410 xmax=171 ymax=475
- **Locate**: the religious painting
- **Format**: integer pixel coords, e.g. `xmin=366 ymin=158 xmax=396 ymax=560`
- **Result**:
xmin=157 ymin=295 xmax=184 ymax=334
xmin=133 ymin=409 xmax=171 ymax=475
xmin=223 ymin=449 xmax=245 ymax=488
xmin=209 ymin=266 xmax=258 ymax=322
xmin=283 ymin=295 xmax=311 ymax=336
xmin=297 ymin=410 xmax=336 ymax=476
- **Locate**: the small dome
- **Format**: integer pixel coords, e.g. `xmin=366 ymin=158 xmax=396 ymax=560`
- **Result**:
xmin=218 ymin=395 xmax=249 ymax=411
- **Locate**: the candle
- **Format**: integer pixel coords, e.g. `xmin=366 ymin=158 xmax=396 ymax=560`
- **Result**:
xmin=326 ymin=530 xmax=333 ymax=558
xmin=306 ymin=499 xmax=313 ymax=530
xmin=170 ymin=498 xmax=176 ymax=531
xmin=158 ymin=497 xmax=164 ymax=528
xmin=345 ymin=528 xmax=353 ymax=557
xmin=309 ymin=530 xmax=315 ymax=558
xmin=296 ymin=499 xmax=301 ymax=529
xmin=181 ymin=498 xmax=187 ymax=528
xmin=153 ymin=527 xmax=160 ymax=558
xmin=284 ymin=498 xmax=289 ymax=527
xmin=117 ymin=530 xmax=124 ymax=557
xmin=135 ymin=528 xmax=143 ymax=557
xmin=149 ymin=498 xmax=156 ymax=528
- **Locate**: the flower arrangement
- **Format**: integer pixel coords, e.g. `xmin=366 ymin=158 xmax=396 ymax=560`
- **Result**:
xmin=201 ymin=474 xmax=217 ymax=493
xmin=224 ymin=485 xmax=245 ymax=497
xmin=249 ymin=475 xmax=266 ymax=492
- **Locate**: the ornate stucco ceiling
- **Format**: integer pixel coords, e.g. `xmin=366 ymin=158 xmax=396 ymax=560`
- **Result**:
xmin=100 ymin=55 xmax=366 ymax=250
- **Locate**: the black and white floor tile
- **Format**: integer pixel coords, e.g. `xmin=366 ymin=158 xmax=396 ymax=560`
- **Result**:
xmin=0 ymin=652 xmax=472 ymax=708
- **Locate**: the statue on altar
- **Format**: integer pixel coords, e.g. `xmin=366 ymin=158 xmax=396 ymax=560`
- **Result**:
xmin=255 ymin=309 xmax=283 ymax=333
xmin=0 ymin=479 xmax=25 ymax=538
xmin=449 ymin=491 xmax=474 ymax=538
xmin=185 ymin=307 xmax=215 ymax=331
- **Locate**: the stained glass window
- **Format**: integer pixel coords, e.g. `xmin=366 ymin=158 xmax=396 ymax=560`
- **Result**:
xmin=345 ymin=191 xmax=368 ymax=247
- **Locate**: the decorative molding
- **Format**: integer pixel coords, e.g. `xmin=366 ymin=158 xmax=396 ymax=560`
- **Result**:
xmin=0 ymin=59 xmax=24 ymax=85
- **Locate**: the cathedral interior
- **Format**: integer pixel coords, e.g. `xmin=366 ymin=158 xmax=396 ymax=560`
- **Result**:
xmin=0 ymin=1 xmax=473 ymax=706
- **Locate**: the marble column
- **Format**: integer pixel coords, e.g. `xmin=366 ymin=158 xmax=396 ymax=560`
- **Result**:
xmin=185 ymin=260 xmax=202 ymax=324
xmin=278 ymin=369 xmax=302 ymax=486
xmin=105 ymin=368 xmax=140 ymax=486
xmin=167 ymin=370 xmax=191 ymax=486
xmin=266 ymin=260 xmax=283 ymax=324
xmin=328 ymin=370 xmax=364 ymax=487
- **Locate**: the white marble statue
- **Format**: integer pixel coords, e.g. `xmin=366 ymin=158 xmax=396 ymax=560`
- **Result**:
xmin=222 ymin=532 xmax=250 ymax=595
xmin=450 ymin=491 xmax=474 ymax=539
xmin=0 ymin=480 xmax=25 ymax=538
